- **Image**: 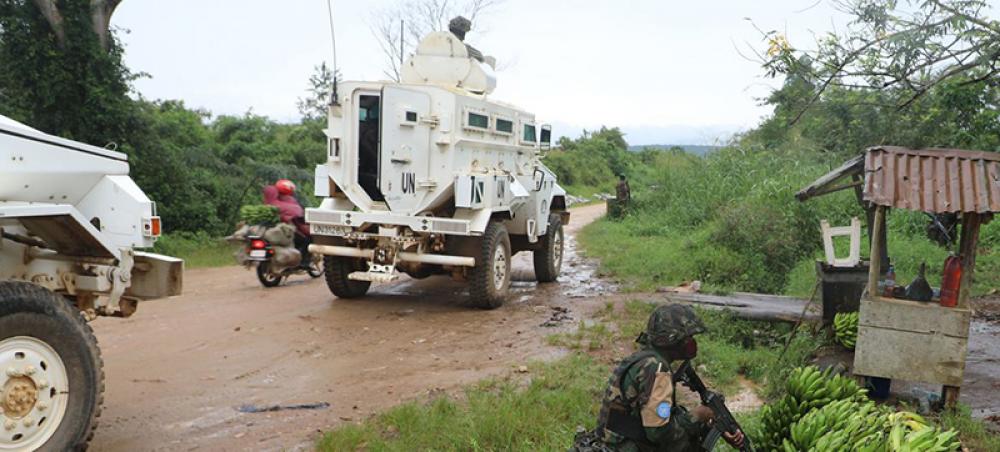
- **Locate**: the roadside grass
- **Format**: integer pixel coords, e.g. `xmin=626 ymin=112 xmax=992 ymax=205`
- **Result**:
xmin=318 ymin=354 xmax=607 ymax=451
xmin=938 ymin=404 xmax=1000 ymax=452
xmin=318 ymin=300 xmax=824 ymax=451
xmin=152 ymin=232 xmax=238 ymax=268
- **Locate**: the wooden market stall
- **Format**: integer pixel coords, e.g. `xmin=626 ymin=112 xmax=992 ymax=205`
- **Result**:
xmin=798 ymin=146 xmax=999 ymax=407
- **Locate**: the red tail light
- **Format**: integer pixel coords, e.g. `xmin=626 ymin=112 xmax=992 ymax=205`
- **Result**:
xmin=250 ymin=239 xmax=267 ymax=250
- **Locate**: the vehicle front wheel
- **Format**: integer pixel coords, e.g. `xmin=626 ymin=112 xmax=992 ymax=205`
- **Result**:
xmin=533 ymin=213 xmax=564 ymax=283
xmin=469 ymin=222 xmax=512 ymax=309
xmin=0 ymin=282 xmax=103 ymax=452
xmin=324 ymin=256 xmax=371 ymax=299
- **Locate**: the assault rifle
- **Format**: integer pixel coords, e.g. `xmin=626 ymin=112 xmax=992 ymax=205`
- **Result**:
xmin=674 ymin=360 xmax=754 ymax=452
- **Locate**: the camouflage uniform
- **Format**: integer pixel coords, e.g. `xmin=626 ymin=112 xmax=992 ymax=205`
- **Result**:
xmin=573 ymin=304 xmax=710 ymax=452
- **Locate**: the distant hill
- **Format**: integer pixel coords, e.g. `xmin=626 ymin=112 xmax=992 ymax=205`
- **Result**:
xmin=627 ymin=144 xmax=720 ymax=156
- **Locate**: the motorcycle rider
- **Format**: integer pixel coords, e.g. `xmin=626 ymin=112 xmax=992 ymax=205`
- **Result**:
xmin=262 ymin=179 xmax=311 ymax=267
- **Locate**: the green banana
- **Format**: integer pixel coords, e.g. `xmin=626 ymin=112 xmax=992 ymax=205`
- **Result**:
xmin=834 ymin=311 xmax=859 ymax=350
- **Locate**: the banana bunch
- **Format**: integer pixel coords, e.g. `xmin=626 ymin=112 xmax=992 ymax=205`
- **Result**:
xmin=834 ymin=311 xmax=859 ymax=350
xmin=783 ymin=399 xmax=889 ymax=451
xmin=240 ymin=204 xmax=280 ymax=226
xmin=886 ymin=412 xmax=961 ymax=452
xmin=777 ymin=400 xmax=962 ymax=452
xmin=784 ymin=399 xmax=859 ymax=450
xmin=786 ymin=366 xmax=866 ymax=409
xmin=758 ymin=366 xmax=866 ymax=451
xmin=760 ymin=395 xmax=802 ymax=451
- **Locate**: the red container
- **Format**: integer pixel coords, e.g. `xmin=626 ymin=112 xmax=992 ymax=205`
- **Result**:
xmin=940 ymin=255 xmax=963 ymax=307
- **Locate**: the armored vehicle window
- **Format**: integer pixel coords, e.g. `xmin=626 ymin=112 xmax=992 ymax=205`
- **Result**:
xmin=496 ymin=118 xmax=513 ymax=134
xmin=540 ymin=127 xmax=551 ymax=145
xmin=468 ymin=112 xmax=489 ymax=130
xmin=358 ymin=94 xmax=385 ymax=201
xmin=523 ymin=124 xmax=537 ymax=143
xmin=405 ymin=111 xmax=418 ymax=122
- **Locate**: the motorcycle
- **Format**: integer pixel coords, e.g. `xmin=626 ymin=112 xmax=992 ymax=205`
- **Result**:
xmin=245 ymin=235 xmax=323 ymax=287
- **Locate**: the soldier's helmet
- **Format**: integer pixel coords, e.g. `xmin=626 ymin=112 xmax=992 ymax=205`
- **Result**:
xmin=449 ymin=16 xmax=472 ymax=40
xmin=638 ymin=304 xmax=706 ymax=348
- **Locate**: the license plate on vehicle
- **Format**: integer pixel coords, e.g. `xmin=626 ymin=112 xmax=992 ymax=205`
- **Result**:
xmin=249 ymin=250 xmax=267 ymax=258
xmin=312 ymin=224 xmax=352 ymax=236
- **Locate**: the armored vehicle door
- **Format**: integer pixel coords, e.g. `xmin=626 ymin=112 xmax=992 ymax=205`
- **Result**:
xmin=380 ymin=86 xmax=432 ymax=214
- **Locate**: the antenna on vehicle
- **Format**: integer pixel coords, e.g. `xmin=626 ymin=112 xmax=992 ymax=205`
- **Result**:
xmin=326 ymin=0 xmax=340 ymax=107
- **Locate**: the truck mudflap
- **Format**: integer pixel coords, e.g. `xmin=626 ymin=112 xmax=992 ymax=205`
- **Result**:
xmin=125 ymin=252 xmax=183 ymax=300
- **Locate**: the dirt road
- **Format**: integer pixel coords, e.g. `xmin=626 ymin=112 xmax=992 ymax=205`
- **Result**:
xmin=89 ymin=203 xmax=611 ymax=451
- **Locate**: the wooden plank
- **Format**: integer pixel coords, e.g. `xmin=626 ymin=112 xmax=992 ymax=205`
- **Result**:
xmin=662 ymin=293 xmax=819 ymax=323
xmin=854 ymin=325 xmax=968 ymax=386
xmin=859 ymin=297 xmax=971 ymax=337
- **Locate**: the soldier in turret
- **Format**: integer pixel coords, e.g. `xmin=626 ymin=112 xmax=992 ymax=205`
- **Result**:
xmin=449 ymin=16 xmax=488 ymax=64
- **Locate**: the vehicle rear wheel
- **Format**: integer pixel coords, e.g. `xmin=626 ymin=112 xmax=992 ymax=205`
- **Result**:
xmin=324 ymin=256 xmax=371 ymax=299
xmin=533 ymin=213 xmax=564 ymax=283
xmin=0 ymin=282 xmax=103 ymax=452
xmin=255 ymin=262 xmax=283 ymax=288
xmin=469 ymin=222 xmax=511 ymax=309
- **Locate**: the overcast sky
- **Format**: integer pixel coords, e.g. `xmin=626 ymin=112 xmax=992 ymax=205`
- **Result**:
xmin=113 ymin=0 xmax=853 ymax=145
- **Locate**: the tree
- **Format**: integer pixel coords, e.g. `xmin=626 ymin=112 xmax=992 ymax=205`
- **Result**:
xmin=757 ymin=0 xmax=1000 ymax=125
xmin=31 ymin=0 xmax=121 ymax=50
xmin=296 ymin=62 xmax=339 ymax=121
xmin=370 ymin=0 xmax=502 ymax=81
xmin=0 ymin=0 xmax=136 ymax=146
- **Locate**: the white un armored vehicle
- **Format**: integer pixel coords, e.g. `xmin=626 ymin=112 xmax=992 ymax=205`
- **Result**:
xmin=307 ymin=18 xmax=567 ymax=308
xmin=0 ymin=115 xmax=182 ymax=450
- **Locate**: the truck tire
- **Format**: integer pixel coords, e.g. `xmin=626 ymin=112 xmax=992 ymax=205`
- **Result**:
xmin=533 ymin=213 xmax=564 ymax=283
xmin=256 ymin=262 xmax=283 ymax=288
xmin=469 ymin=222 xmax=512 ymax=309
xmin=324 ymin=256 xmax=371 ymax=299
xmin=0 ymin=282 xmax=103 ymax=452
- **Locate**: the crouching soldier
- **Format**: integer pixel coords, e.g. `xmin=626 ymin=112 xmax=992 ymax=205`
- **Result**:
xmin=571 ymin=304 xmax=745 ymax=451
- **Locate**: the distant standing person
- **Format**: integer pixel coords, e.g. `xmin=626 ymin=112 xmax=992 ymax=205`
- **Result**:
xmin=616 ymin=174 xmax=631 ymax=204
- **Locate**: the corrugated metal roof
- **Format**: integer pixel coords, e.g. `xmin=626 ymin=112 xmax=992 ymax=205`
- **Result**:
xmin=863 ymin=146 xmax=1000 ymax=214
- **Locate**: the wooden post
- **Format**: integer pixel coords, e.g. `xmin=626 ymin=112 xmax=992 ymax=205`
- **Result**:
xmin=957 ymin=213 xmax=981 ymax=309
xmin=940 ymin=213 xmax=982 ymax=408
xmin=941 ymin=213 xmax=983 ymax=408
xmin=867 ymin=206 xmax=885 ymax=296
xmin=943 ymin=385 xmax=960 ymax=409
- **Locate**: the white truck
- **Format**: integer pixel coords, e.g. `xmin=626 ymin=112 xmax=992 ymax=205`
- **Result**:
xmin=0 ymin=115 xmax=182 ymax=451
xmin=307 ymin=22 xmax=568 ymax=308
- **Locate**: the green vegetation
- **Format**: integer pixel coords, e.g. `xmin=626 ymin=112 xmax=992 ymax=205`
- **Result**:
xmin=541 ymin=127 xmax=660 ymax=198
xmin=563 ymin=88 xmax=1000 ymax=295
xmin=320 ymin=301 xmax=825 ymax=450
xmin=576 ymin=145 xmax=858 ymax=294
xmin=151 ymin=232 xmax=238 ymax=269
xmin=0 ymin=2 xmax=330 ymax=240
